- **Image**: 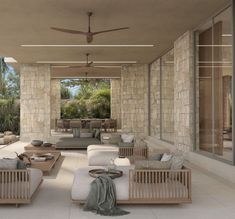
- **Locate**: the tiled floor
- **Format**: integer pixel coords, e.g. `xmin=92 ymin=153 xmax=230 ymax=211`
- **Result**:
xmin=1 ymin=141 xmax=235 ymax=219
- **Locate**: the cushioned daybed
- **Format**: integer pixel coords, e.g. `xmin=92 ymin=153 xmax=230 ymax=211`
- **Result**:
xmin=71 ymin=166 xmax=192 ymax=204
xmin=56 ymin=137 xmax=101 ymax=149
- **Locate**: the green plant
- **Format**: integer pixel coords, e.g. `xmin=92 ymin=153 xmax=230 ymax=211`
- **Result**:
xmin=0 ymin=99 xmax=20 ymax=134
xmin=61 ymin=84 xmax=71 ymax=99
xmin=89 ymin=89 xmax=111 ymax=118
xmin=61 ymin=100 xmax=88 ymax=119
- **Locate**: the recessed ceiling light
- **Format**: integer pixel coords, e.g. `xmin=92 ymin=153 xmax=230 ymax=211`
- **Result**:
xmin=37 ymin=61 xmax=137 ymax=64
xmin=51 ymin=65 xmax=121 ymax=68
xmin=197 ymin=45 xmax=232 ymax=47
xmin=52 ymin=76 xmax=121 ymax=79
xmin=21 ymin=44 xmax=154 ymax=47
xmin=51 ymin=65 xmax=70 ymax=68
xmin=4 ymin=57 xmax=17 ymax=63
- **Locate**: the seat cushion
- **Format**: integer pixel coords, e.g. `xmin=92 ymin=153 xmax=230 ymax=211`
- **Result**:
xmin=28 ymin=168 xmax=43 ymax=196
xmin=87 ymin=144 xmax=118 ymax=152
xmin=87 ymin=146 xmax=119 ymax=166
xmin=56 ymin=137 xmax=101 ymax=149
xmin=71 ymin=166 xmax=133 ymax=201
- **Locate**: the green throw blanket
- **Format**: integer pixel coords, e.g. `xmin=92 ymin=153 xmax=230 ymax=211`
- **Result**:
xmin=84 ymin=175 xmax=129 ymax=216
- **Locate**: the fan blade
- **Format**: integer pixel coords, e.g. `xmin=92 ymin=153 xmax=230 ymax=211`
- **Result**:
xmin=92 ymin=27 xmax=129 ymax=35
xmin=51 ymin=27 xmax=87 ymax=35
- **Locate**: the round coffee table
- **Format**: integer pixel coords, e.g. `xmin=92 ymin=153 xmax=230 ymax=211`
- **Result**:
xmin=89 ymin=168 xmax=123 ymax=179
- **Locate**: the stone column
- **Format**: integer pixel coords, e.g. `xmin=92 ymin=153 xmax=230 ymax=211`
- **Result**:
xmin=121 ymin=64 xmax=149 ymax=145
xmin=20 ymin=64 xmax=51 ymax=142
xmin=111 ymin=79 xmax=121 ymax=129
xmin=50 ymin=79 xmax=61 ymax=129
xmin=150 ymin=59 xmax=161 ymax=138
xmin=174 ymin=31 xmax=194 ymax=152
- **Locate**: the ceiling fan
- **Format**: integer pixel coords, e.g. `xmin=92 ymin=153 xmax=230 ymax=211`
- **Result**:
xmin=68 ymin=53 xmax=93 ymax=68
xmin=51 ymin=12 xmax=129 ymax=43
xmin=68 ymin=53 xmax=114 ymax=69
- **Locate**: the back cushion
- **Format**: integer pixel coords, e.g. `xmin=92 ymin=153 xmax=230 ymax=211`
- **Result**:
xmin=0 ymin=158 xmax=17 ymax=169
xmin=121 ymin=134 xmax=134 ymax=143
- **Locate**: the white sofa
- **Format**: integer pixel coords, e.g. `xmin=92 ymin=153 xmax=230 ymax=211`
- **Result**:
xmin=71 ymin=165 xmax=192 ymax=204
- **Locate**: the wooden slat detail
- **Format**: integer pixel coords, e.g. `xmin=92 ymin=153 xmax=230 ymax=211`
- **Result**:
xmin=0 ymin=170 xmax=30 ymax=203
xmin=118 ymin=146 xmax=148 ymax=162
xmin=128 ymin=168 xmax=191 ymax=203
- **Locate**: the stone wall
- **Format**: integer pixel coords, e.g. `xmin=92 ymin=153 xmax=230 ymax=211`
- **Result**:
xmin=174 ymin=31 xmax=194 ymax=152
xmin=20 ymin=64 xmax=51 ymax=142
xmin=150 ymin=59 xmax=161 ymax=138
xmin=50 ymin=79 xmax=61 ymax=129
xmin=121 ymin=65 xmax=149 ymax=145
xmin=111 ymin=79 xmax=121 ymax=129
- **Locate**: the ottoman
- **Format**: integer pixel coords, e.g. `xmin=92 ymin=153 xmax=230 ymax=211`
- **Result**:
xmin=87 ymin=144 xmax=119 ymax=166
xmin=71 ymin=166 xmax=133 ymax=202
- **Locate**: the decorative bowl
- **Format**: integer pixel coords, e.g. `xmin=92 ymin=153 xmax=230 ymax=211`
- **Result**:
xmin=42 ymin=142 xmax=52 ymax=147
xmin=31 ymin=140 xmax=43 ymax=147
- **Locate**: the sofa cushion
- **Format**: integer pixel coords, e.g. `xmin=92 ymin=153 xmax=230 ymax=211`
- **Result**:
xmin=148 ymin=153 xmax=163 ymax=161
xmin=118 ymin=142 xmax=134 ymax=147
xmin=87 ymin=145 xmax=119 ymax=166
xmin=17 ymin=160 xmax=27 ymax=169
xmin=121 ymin=134 xmax=134 ymax=143
xmin=135 ymin=160 xmax=172 ymax=170
xmin=171 ymin=155 xmax=184 ymax=170
xmin=161 ymin=153 xmax=172 ymax=161
xmin=28 ymin=168 xmax=43 ymax=196
xmin=80 ymin=132 xmax=93 ymax=138
xmin=0 ymin=158 xmax=17 ymax=169
xmin=56 ymin=137 xmax=101 ymax=149
xmin=94 ymin=129 xmax=100 ymax=139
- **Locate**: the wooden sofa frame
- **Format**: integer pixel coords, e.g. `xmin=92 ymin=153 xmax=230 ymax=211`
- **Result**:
xmin=118 ymin=146 xmax=148 ymax=160
xmin=72 ymin=167 xmax=191 ymax=204
xmin=0 ymin=169 xmax=43 ymax=206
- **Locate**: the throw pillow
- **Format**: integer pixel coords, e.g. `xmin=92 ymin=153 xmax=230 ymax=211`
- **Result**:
xmin=171 ymin=155 xmax=184 ymax=170
xmin=95 ymin=129 xmax=100 ymax=139
xmin=0 ymin=158 xmax=17 ymax=169
xmin=161 ymin=153 xmax=172 ymax=162
xmin=17 ymin=160 xmax=27 ymax=169
xmin=92 ymin=129 xmax=97 ymax=138
xmin=121 ymin=134 xmax=134 ymax=143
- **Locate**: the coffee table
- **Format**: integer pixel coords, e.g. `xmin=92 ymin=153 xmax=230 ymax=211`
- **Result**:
xmin=24 ymin=151 xmax=61 ymax=176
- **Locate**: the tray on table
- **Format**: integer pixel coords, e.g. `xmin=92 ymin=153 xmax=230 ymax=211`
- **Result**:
xmin=89 ymin=169 xmax=123 ymax=179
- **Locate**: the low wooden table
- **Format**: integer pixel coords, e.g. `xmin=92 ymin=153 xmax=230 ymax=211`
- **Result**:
xmin=24 ymin=144 xmax=57 ymax=152
xmin=24 ymin=151 xmax=61 ymax=176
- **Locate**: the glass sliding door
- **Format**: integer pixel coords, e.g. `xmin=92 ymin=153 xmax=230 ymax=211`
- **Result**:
xmin=213 ymin=7 xmax=233 ymax=161
xmin=195 ymin=6 xmax=233 ymax=162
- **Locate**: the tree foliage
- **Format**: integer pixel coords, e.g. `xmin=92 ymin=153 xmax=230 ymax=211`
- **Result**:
xmin=0 ymin=58 xmax=20 ymax=133
xmin=0 ymin=99 xmax=20 ymax=134
xmin=61 ymin=84 xmax=71 ymax=99
xmin=61 ymin=79 xmax=111 ymax=119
